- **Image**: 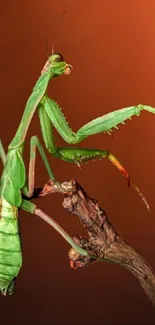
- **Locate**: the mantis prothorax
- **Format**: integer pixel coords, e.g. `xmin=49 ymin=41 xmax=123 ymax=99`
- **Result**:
xmin=0 ymin=52 xmax=155 ymax=295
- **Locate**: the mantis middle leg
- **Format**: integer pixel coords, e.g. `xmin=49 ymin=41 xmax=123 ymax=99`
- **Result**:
xmin=22 ymin=135 xmax=55 ymax=198
xmin=20 ymin=170 xmax=88 ymax=256
xmin=20 ymin=136 xmax=89 ymax=256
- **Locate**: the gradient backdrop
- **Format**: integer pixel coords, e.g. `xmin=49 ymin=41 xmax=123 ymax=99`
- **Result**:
xmin=0 ymin=0 xmax=155 ymax=324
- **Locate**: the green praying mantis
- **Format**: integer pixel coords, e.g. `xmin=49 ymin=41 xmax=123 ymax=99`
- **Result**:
xmin=0 ymin=48 xmax=155 ymax=295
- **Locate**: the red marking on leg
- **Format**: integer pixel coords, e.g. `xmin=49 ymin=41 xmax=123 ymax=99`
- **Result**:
xmin=108 ymin=154 xmax=130 ymax=187
xmin=107 ymin=154 xmax=150 ymax=211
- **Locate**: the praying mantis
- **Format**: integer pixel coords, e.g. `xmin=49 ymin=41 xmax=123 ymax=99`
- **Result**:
xmin=0 ymin=50 xmax=155 ymax=296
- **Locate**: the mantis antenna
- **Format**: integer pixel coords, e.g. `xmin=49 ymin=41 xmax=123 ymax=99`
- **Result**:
xmin=51 ymin=6 xmax=68 ymax=54
xmin=44 ymin=36 xmax=50 ymax=58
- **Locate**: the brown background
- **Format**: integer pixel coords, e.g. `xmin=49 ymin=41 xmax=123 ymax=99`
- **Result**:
xmin=0 ymin=0 xmax=155 ymax=324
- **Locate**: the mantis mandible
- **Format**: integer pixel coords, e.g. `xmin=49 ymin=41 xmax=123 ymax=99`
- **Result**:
xmin=0 ymin=49 xmax=155 ymax=295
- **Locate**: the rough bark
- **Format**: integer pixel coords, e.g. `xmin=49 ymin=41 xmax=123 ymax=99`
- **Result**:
xmin=30 ymin=178 xmax=155 ymax=307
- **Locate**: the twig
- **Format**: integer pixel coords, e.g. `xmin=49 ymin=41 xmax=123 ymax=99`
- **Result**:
xmin=27 ymin=178 xmax=155 ymax=307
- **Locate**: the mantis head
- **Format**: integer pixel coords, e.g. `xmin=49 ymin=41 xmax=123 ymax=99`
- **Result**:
xmin=42 ymin=8 xmax=72 ymax=77
xmin=42 ymin=53 xmax=72 ymax=77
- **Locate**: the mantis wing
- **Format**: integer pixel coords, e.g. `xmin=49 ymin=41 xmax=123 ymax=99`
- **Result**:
xmin=1 ymin=149 xmax=26 ymax=207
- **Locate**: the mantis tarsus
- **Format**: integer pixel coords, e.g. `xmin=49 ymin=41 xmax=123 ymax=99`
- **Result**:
xmin=0 ymin=51 xmax=155 ymax=295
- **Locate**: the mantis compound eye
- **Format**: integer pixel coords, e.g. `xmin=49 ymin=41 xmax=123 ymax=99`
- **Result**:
xmin=53 ymin=53 xmax=64 ymax=62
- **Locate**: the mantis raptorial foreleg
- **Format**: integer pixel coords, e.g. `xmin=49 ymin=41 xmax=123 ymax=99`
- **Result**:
xmin=38 ymin=96 xmax=152 ymax=208
xmin=40 ymin=96 xmax=155 ymax=144
xmin=22 ymin=135 xmax=55 ymax=198
xmin=38 ymin=97 xmax=140 ymax=185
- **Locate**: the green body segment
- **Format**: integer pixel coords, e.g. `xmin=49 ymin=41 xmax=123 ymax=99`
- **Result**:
xmin=0 ymin=198 xmax=22 ymax=295
xmin=0 ymin=147 xmax=26 ymax=207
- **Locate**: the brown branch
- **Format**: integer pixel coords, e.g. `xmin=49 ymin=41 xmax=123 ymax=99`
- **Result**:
xmin=29 ymin=179 xmax=155 ymax=307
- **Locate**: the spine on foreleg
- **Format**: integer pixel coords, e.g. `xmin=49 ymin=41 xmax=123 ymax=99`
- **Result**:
xmin=0 ymin=198 xmax=22 ymax=295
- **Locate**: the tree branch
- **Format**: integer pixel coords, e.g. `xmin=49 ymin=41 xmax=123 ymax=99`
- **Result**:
xmin=29 ymin=178 xmax=155 ymax=307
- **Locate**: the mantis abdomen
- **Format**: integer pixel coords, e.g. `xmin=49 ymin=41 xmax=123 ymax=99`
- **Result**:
xmin=0 ymin=198 xmax=22 ymax=295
